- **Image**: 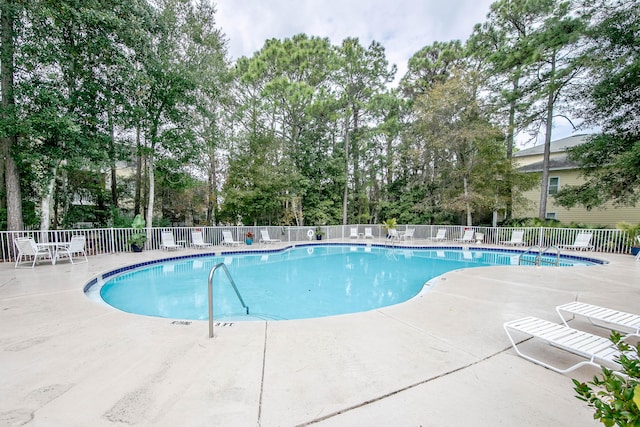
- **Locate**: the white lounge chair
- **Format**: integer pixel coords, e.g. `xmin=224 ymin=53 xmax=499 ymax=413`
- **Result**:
xmin=349 ymin=227 xmax=359 ymax=239
xmin=557 ymin=302 xmax=640 ymax=338
xmin=222 ymin=230 xmax=241 ymax=246
xmin=56 ymin=235 xmax=88 ymax=264
xmin=160 ymin=231 xmax=182 ymax=251
xmin=500 ymin=230 xmax=525 ymax=246
xmin=400 ymin=228 xmax=415 ymax=241
xmin=364 ymin=227 xmax=374 ymax=239
xmin=387 ymin=228 xmax=400 ymax=241
xmin=14 ymin=237 xmax=52 ymax=268
xmin=559 ymin=232 xmax=593 ymax=251
xmin=429 ymin=228 xmax=447 ymax=242
xmin=260 ymin=229 xmax=281 ymax=244
xmin=504 ymin=316 xmax=622 ymax=374
xmin=454 ymin=229 xmax=475 ymax=243
xmin=191 ymin=230 xmax=213 ymax=249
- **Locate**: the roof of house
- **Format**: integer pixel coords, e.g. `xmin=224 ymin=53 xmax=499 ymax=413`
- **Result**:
xmin=517 ymin=156 xmax=578 ymax=173
xmin=513 ymin=134 xmax=591 ymax=158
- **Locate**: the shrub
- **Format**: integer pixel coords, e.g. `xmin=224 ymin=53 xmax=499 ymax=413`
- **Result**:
xmin=573 ymin=331 xmax=640 ymax=426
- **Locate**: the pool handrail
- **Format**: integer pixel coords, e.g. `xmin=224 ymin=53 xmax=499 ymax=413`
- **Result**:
xmin=539 ymin=245 xmax=560 ymax=266
xmin=519 ymin=245 xmax=561 ymax=266
xmin=208 ymin=262 xmax=249 ymax=338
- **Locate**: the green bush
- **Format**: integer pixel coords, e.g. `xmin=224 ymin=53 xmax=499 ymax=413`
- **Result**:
xmin=501 ymin=217 xmax=610 ymax=229
xmin=573 ymin=332 xmax=640 ymax=426
xmin=126 ymin=214 xmax=147 ymax=248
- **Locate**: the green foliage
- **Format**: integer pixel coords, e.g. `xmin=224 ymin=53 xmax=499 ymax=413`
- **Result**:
xmin=555 ymin=134 xmax=640 ymax=209
xmin=500 ymin=217 xmax=563 ymax=228
xmin=616 ymin=222 xmax=640 ymax=247
xmin=573 ymin=331 xmax=640 ymax=427
xmin=382 ymin=218 xmax=397 ymax=231
xmin=580 ymin=0 xmax=640 ymax=137
xmin=111 ymin=208 xmax=133 ymax=228
xmin=554 ymin=0 xmax=640 ymax=210
xmin=401 ymin=40 xmax=465 ymax=98
xmin=126 ymin=214 xmax=147 ymax=247
xmin=500 ymin=217 xmax=610 ymax=230
xmin=4 ymin=0 xmax=632 ymax=231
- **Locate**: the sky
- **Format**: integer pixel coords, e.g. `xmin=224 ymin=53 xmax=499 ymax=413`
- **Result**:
xmin=214 ymin=0 xmax=582 ymax=145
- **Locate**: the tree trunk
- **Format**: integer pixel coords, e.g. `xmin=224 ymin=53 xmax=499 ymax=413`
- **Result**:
xmin=40 ymin=168 xmax=57 ymax=231
xmin=207 ymin=145 xmax=218 ymax=225
xmin=342 ymin=116 xmax=350 ymax=225
xmin=108 ymin=107 xmax=118 ymax=207
xmin=134 ymin=124 xmax=142 ymax=215
xmin=463 ymin=176 xmax=472 ymax=226
xmin=504 ymin=72 xmax=520 ymax=220
xmin=538 ymin=50 xmax=557 ymax=220
xmin=1 ymin=0 xmax=23 ymax=230
xmin=146 ymin=151 xmax=155 ymax=244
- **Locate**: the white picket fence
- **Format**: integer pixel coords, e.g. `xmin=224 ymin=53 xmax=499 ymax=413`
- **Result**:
xmin=0 ymin=224 xmax=632 ymax=264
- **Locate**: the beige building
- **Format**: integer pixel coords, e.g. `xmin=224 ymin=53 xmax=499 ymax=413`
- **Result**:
xmin=514 ymin=134 xmax=640 ymax=227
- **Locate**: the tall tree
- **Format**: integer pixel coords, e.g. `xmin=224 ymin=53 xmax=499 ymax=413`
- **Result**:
xmin=183 ymin=0 xmax=230 ymax=225
xmin=333 ymin=38 xmax=395 ymax=224
xmin=224 ymin=35 xmax=339 ymax=226
xmin=413 ymin=69 xmax=512 ymax=225
xmin=525 ymin=1 xmax=586 ymax=219
xmin=555 ymin=0 xmax=640 ymax=208
xmin=467 ymin=0 xmax=551 ymax=219
xmin=400 ymin=40 xmax=465 ymax=99
xmin=0 ymin=0 xmax=24 ymax=230
xmin=135 ymin=0 xmax=226 ymax=230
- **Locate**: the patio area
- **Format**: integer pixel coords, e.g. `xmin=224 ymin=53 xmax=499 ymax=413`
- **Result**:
xmin=1 ymin=241 xmax=639 ymax=426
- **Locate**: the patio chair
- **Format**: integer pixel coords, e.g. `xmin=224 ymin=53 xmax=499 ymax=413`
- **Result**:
xmin=400 ymin=228 xmax=415 ymax=241
xmin=500 ymin=230 xmax=525 ymax=246
xmin=349 ymin=227 xmax=359 ymax=239
xmin=260 ymin=229 xmax=281 ymax=244
xmin=429 ymin=228 xmax=447 ymax=242
xmin=364 ymin=227 xmax=375 ymax=239
xmin=56 ymin=235 xmax=88 ymax=264
xmin=504 ymin=316 xmax=622 ymax=374
xmin=191 ymin=230 xmax=213 ymax=249
xmin=160 ymin=231 xmax=182 ymax=251
xmin=387 ymin=228 xmax=400 ymax=241
xmin=14 ymin=237 xmax=52 ymax=268
xmin=559 ymin=232 xmax=593 ymax=251
xmin=222 ymin=230 xmax=241 ymax=246
xmin=556 ymin=302 xmax=640 ymax=338
xmin=454 ymin=229 xmax=475 ymax=243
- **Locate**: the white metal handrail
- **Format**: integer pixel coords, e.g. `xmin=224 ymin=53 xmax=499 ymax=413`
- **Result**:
xmin=208 ymin=262 xmax=249 ymax=338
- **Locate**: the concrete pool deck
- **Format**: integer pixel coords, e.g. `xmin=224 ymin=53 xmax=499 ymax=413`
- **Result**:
xmin=1 ymin=241 xmax=639 ymax=426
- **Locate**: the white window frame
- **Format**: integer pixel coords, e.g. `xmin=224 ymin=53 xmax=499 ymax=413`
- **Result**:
xmin=548 ymin=176 xmax=560 ymax=195
xmin=546 ymin=212 xmax=557 ymax=220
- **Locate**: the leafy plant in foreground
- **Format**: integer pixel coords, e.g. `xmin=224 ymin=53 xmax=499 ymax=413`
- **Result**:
xmin=573 ymin=331 xmax=640 ymax=426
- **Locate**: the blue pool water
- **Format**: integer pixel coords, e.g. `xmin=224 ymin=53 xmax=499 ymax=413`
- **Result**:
xmin=96 ymin=245 xmax=596 ymax=321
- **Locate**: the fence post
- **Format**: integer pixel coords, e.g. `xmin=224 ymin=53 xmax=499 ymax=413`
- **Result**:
xmin=109 ymin=227 xmax=115 ymax=253
xmin=538 ymin=227 xmax=544 ymax=247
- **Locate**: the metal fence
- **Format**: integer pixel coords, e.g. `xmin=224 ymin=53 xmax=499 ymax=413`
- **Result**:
xmin=0 ymin=224 xmax=632 ymax=264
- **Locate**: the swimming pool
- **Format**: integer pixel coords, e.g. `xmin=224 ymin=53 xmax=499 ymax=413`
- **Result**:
xmin=90 ymin=244 xmax=598 ymax=321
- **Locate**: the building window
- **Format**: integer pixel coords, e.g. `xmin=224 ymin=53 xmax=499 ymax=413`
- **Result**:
xmin=548 ymin=177 xmax=560 ymax=195
xmin=546 ymin=212 xmax=557 ymax=220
